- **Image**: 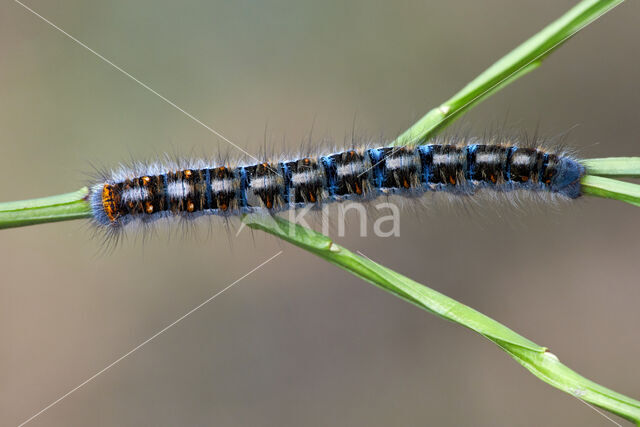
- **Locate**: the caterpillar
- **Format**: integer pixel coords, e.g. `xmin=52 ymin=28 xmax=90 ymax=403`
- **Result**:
xmin=89 ymin=141 xmax=585 ymax=231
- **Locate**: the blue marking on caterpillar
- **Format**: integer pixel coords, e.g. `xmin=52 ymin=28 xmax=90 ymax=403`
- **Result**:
xmin=162 ymin=173 xmax=170 ymax=210
xmin=367 ymin=148 xmax=385 ymax=189
xmin=417 ymin=145 xmax=433 ymax=184
xmin=204 ymin=168 xmax=212 ymax=209
xmin=321 ymin=155 xmax=337 ymax=197
xmin=466 ymin=144 xmax=478 ymax=181
xmin=238 ymin=166 xmax=248 ymax=209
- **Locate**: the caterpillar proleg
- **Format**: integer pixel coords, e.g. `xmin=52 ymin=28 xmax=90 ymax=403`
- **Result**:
xmin=89 ymin=140 xmax=585 ymax=232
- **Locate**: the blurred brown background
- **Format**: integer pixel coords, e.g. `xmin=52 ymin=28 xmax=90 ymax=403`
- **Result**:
xmin=1 ymin=1 xmax=639 ymax=425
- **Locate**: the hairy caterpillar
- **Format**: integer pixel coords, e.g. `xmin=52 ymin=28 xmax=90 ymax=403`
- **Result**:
xmin=89 ymin=140 xmax=585 ymax=232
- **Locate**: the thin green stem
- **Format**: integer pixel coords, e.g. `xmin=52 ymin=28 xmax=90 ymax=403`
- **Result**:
xmin=0 ymin=187 xmax=91 ymax=230
xmin=245 ymin=215 xmax=640 ymax=424
xmin=393 ymin=0 xmax=625 ymax=146
xmin=582 ymin=157 xmax=640 ymax=178
xmin=581 ymin=175 xmax=640 ymax=207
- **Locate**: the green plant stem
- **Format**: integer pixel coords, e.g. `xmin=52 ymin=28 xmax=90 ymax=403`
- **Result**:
xmin=583 ymin=157 xmax=640 ymax=178
xmin=245 ymin=215 xmax=640 ymax=423
xmin=393 ymin=0 xmax=624 ymax=146
xmin=581 ymin=175 xmax=640 ymax=207
xmin=0 ymin=187 xmax=91 ymax=230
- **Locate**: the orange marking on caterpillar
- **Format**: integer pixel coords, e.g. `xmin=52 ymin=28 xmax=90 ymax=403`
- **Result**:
xmin=354 ymin=182 xmax=362 ymax=195
xmin=449 ymin=176 xmax=456 ymax=185
xmin=144 ymin=201 xmax=154 ymax=214
xmin=101 ymin=184 xmax=118 ymax=222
